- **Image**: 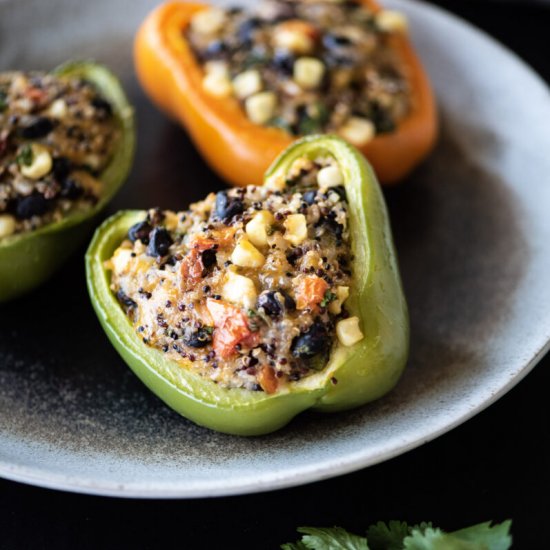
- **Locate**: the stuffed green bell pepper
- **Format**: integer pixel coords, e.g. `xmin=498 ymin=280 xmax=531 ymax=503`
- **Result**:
xmin=0 ymin=61 xmax=135 ymax=301
xmin=86 ymin=135 xmax=408 ymax=436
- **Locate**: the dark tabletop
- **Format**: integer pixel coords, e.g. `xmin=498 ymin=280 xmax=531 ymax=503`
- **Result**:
xmin=2 ymin=1 xmax=549 ymax=548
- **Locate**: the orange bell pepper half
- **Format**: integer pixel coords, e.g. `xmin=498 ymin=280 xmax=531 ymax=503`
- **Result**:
xmin=134 ymin=0 xmax=437 ymax=185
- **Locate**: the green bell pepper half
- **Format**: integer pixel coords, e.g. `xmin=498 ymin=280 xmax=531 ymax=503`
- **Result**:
xmin=85 ymin=135 xmax=408 ymax=436
xmin=0 ymin=61 xmax=135 ymax=302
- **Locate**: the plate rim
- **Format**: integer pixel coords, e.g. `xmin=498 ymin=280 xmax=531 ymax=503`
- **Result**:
xmin=1 ymin=0 xmax=550 ymax=498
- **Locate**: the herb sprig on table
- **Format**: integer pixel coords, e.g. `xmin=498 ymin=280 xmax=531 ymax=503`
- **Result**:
xmin=282 ymin=519 xmax=512 ymax=549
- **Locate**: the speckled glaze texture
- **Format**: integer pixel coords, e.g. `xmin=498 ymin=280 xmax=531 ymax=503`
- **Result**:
xmin=0 ymin=0 xmax=549 ymax=497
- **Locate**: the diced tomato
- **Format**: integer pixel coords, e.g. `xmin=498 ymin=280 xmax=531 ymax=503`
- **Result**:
xmin=206 ymin=299 xmax=259 ymax=359
xmin=258 ymin=366 xmax=278 ymax=394
xmin=189 ymin=226 xmax=236 ymax=251
xmin=189 ymin=236 xmax=217 ymax=252
xmin=179 ymin=248 xmax=204 ymax=282
xmin=276 ymin=19 xmax=320 ymax=42
xmin=295 ymin=275 xmax=329 ymax=310
xmin=25 ymin=87 xmax=47 ymax=105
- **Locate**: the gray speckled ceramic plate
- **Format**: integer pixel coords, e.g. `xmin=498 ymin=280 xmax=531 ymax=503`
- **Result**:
xmin=1 ymin=0 xmax=549 ymax=498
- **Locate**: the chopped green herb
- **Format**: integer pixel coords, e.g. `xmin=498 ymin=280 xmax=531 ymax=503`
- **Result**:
xmin=242 ymin=50 xmax=268 ymax=70
xmin=203 ymin=326 xmax=214 ymax=335
xmin=320 ymin=290 xmax=337 ymax=308
xmin=16 ymin=144 xmax=34 ymax=167
xmin=283 ymin=520 xmax=513 ymax=550
xmin=247 ymin=309 xmax=257 ymax=317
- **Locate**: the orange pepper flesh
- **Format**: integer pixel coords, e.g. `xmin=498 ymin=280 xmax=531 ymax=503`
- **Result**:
xmin=134 ymin=0 xmax=438 ymax=185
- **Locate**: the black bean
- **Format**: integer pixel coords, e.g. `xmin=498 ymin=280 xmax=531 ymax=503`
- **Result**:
xmin=182 ymin=328 xmax=212 ymax=349
xmin=286 ymin=247 xmax=303 ymax=266
xmin=302 ymin=190 xmax=317 ymax=205
xmin=237 ymin=17 xmax=262 ymax=44
xmin=52 ymin=157 xmax=72 ymax=182
xmin=146 ymin=227 xmax=173 ymax=257
xmin=318 ymin=216 xmax=344 ymax=238
xmin=291 ymin=322 xmax=329 ymax=358
xmin=258 ymin=291 xmax=282 ymax=317
xmin=128 ymin=221 xmax=153 ymax=244
xmin=283 ymin=293 xmax=296 ymax=313
xmin=336 ymin=186 xmax=349 ymax=202
xmin=215 ymin=191 xmax=244 ymax=222
xmin=60 ymin=178 xmax=83 ymax=200
xmin=257 ymin=290 xmax=296 ymax=318
xmin=116 ymin=289 xmax=136 ymax=311
xmin=322 ymin=33 xmax=353 ymax=50
xmin=204 ymin=40 xmax=228 ymax=59
xmin=201 ymin=248 xmax=217 ymax=269
xmin=272 ymin=50 xmax=295 ymax=76
xmin=15 ymin=193 xmax=50 ymax=219
xmin=91 ymin=96 xmax=113 ymax=118
xmin=19 ymin=117 xmax=54 ymax=139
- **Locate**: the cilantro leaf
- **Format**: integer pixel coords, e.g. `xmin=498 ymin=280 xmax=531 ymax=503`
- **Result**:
xmin=284 ymin=527 xmax=370 ymax=550
xmin=281 ymin=541 xmax=310 ymax=550
xmin=403 ymin=521 xmax=512 ymax=550
xmin=284 ymin=521 xmax=512 ymax=550
xmin=16 ymin=144 xmax=33 ymax=167
xmin=451 ymin=521 xmax=512 ymax=550
xmin=367 ymin=521 xmax=413 ymax=550
xmin=403 ymin=527 xmax=450 ymax=550
xmin=320 ymin=291 xmax=336 ymax=308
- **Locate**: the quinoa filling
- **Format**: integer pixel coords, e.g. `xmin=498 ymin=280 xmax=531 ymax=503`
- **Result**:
xmin=186 ymin=0 xmax=411 ymax=145
xmin=0 ymin=71 xmax=120 ymax=238
xmin=107 ymin=156 xmax=364 ymax=393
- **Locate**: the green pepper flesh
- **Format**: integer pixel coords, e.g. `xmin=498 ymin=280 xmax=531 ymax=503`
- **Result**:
xmin=86 ymin=136 xmax=408 ymax=436
xmin=0 ymin=61 xmax=135 ymax=302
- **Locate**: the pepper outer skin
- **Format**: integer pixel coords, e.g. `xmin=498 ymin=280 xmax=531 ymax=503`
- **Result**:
xmin=0 ymin=62 xmax=135 ymax=302
xmin=134 ymin=0 xmax=437 ymax=187
xmin=86 ymin=136 xmax=409 ymax=436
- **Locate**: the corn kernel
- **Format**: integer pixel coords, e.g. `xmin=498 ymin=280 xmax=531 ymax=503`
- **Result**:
xmin=48 ymin=99 xmax=68 ymax=119
xmin=283 ymin=214 xmax=308 ymax=246
xmin=376 ymin=10 xmax=409 ymax=34
xmin=264 ymin=174 xmax=286 ymax=192
xmin=245 ymin=92 xmax=277 ymax=125
xmin=293 ymin=57 xmax=325 ymax=90
xmin=273 ymin=21 xmax=316 ymax=54
xmin=190 ymin=8 xmax=226 ymax=35
xmin=246 ymin=210 xmax=274 ymax=248
xmin=203 ymin=71 xmax=233 ymax=98
xmin=338 ymin=117 xmax=376 ymax=147
xmin=204 ymin=60 xmax=229 ymax=76
xmin=329 ymin=286 xmax=350 ymax=315
xmin=222 ymin=271 xmax=257 ymax=310
xmin=232 ymin=70 xmax=262 ymax=99
xmin=0 ymin=214 xmax=16 ymax=239
xmin=336 ymin=316 xmax=364 ymax=347
xmin=20 ymin=144 xmax=52 ymax=180
xmin=231 ymin=238 xmax=265 ymax=268
xmin=317 ymin=165 xmax=344 ymax=189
